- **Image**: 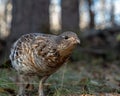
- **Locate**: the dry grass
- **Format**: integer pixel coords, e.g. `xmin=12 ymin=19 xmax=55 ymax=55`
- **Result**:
xmin=0 ymin=61 xmax=120 ymax=96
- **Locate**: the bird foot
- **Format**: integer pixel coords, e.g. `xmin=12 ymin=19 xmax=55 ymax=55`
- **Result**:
xmin=39 ymin=90 xmax=45 ymax=96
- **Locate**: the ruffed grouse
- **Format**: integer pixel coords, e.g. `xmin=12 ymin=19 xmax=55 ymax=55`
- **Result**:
xmin=9 ymin=31 xmax=80 ymax=96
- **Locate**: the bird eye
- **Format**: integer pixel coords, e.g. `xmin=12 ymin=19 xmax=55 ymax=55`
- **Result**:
xmin=65 ymin=36 xmax=69 ymax=39
xmin=62 ymin=36 xmax=68 ymax=39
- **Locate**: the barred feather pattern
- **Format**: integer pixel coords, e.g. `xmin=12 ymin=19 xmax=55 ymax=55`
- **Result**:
xmin=9 ymin=32 xmax=80 ymax=77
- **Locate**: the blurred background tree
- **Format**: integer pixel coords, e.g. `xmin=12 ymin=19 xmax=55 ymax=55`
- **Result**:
xmin=61 ymin=0 xmax=79 ymax=32
xmin=7 ymin=0 xmax=50 ymax=56
xmin=0 ymin=0 xmax=120 ymax=64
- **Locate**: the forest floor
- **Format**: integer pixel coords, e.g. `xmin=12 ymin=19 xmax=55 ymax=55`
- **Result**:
xmin=0 ymin=60 xmax=120 ymax=96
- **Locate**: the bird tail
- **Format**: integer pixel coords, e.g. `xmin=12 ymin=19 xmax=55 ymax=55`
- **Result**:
xmin=0 ymin=59 xmax=12 ymax=68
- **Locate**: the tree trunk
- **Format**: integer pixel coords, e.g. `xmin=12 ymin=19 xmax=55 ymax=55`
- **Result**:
xmin=1 ymin=0 xmax=50 ymax=63
xmin=9 ymin=0 xmax=50 ymax=47
xmin=110 ymin=0 xmax=115 ymax=26
xmin=61 ymin=0 xmax=79 ymax=32
xmin=10 ymin=0 xmax=50 ymax=39
xmin=88 ymin=0 xmax=95 ymax=29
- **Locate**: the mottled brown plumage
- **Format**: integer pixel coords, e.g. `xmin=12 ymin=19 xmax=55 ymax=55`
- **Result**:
xmin=9 ymin=31 xmax=80 ymax=96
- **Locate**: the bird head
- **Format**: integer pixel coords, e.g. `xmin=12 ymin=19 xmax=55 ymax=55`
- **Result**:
xmin=56 ymin=31 xmax=80 ymax=56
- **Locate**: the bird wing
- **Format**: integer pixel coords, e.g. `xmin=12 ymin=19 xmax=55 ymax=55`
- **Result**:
xmin=10 ymin=33 xmax=58 ymax=73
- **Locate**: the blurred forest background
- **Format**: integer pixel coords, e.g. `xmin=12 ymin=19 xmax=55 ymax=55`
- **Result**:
xmin=1 ymin=0 xmax=120 ymax=63
xmin=0 ymin=0 xmax=120 ymax=95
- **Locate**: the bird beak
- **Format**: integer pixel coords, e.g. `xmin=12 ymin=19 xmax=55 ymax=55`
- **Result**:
xmin=70 ymin=37 xmax=80 ymax=44
xmin=76 ymin=39 xmax=80 ymax=44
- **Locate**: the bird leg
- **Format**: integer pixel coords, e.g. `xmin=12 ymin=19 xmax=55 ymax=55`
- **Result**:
xmin=25 ymin=76 xmax=34 ymax=91
xmin=25 ymin=83 xmax=34 ymax=91
xmin=17 ymin=74 xmax=26 ymax=96
xmin=38 ymin=76 xmax=49 ymax=96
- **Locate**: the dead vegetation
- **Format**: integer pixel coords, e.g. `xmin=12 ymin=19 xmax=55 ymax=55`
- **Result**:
xmin=0 ymin=60 xmax=120 ymax=96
